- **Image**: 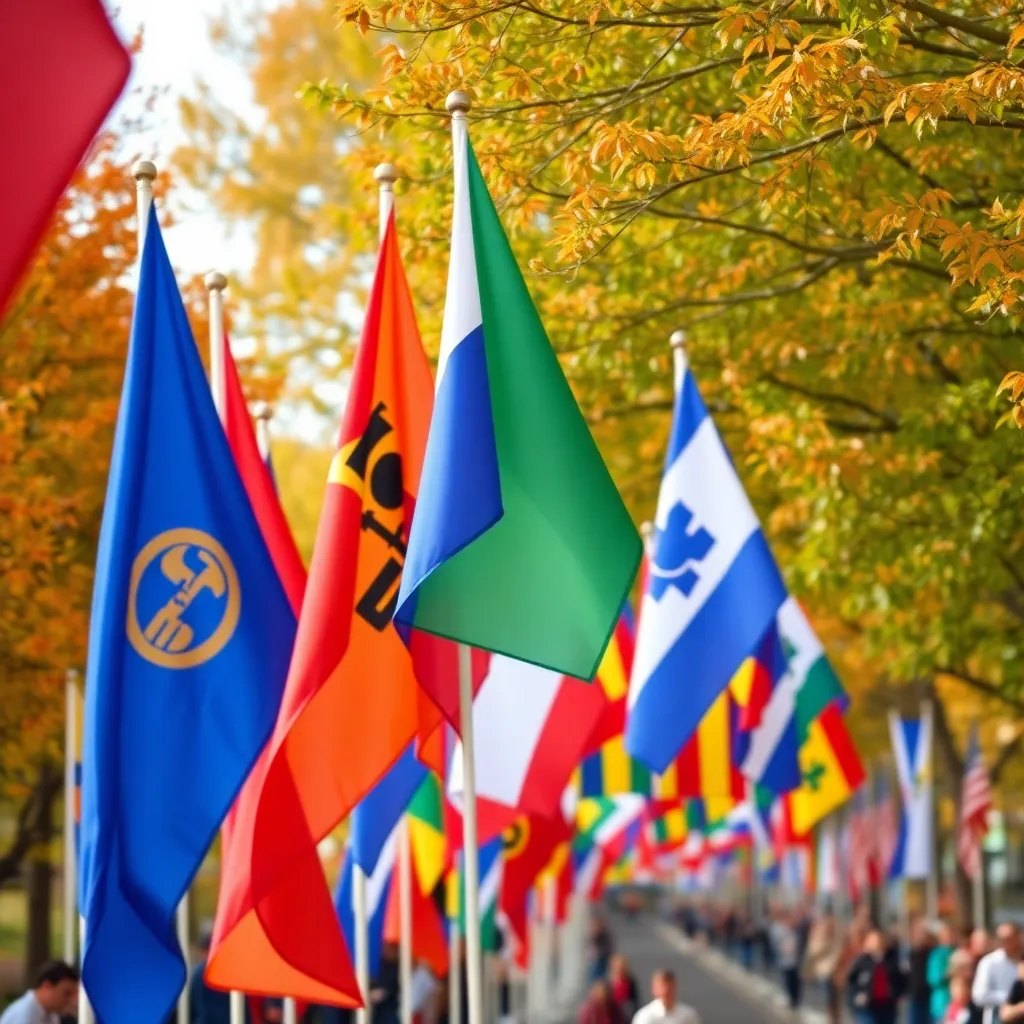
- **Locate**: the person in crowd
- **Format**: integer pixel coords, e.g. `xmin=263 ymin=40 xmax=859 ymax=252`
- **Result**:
xmin=739 ymin=911 xmax=758 ymax=972
xmin=805 ymin=913 xmax=845 ymax=1024
xmin=188 ymin=932 xmax=234 ymax=1024
xmin=770 ymin=908 xmax=803 ymax=1013
xmin=370 ymin=943 xmax=401 ymax=1024
xmin=847 ymin=927 xmax=905 ymax=1024
xmin=907 ymin=919 xmax=936 ymax=1024
xmin=579 ymin=980 xmax=625 ymax=1024
xmin=631 ymin=970 xmax=699 ymax=1024
xmin=1000 ymin=953 xmax=1024 ymax=1022
xmin=410 ymin=960 xmax=439 ymax=1024
xmin=973 ymin=924 xmax=1022 ymax=1024
xmin=945 ymin=977 xmax=974 ymax=1024
xmin=609 ymin=955 xmax=640 ymax=1020
xmin=929 ymin=922 xmax=959 ymax=1024
xmin=589 ymin=914 xmax=614 ymax=982
xmin=0 ymin=962 xmax=79 ymax=1024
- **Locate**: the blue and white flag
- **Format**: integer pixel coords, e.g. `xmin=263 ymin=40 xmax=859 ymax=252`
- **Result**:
xmin=626 ymin=349 xmax=788 ymax=772
xmin=889 ymin=705 xmax=934 ymax=880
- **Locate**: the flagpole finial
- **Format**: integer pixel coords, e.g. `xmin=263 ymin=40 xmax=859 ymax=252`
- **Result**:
xmin=132 ymin=159 xmax=157 ymax=184
xmin=252 ymin=401 xmax=272 ymax=423
xmin=640 ymin=521 xmax=652 ymax=541
xmin=446 ymin=90 xmax=472 ymax=117
xmin=205 ymin=271 xmax=228 ymax=292
xmin=669 ymin=330 xmax=688 ymax=389
xmin=374 ymin=163 xmax=398 ymax=188
xmin=669 ymin=330 xmax=687 ymax=349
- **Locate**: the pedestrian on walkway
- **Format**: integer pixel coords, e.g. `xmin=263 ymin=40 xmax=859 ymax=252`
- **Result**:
xmin=847 ymin=928 xmax=904 ymax=1024
xmin=770 ymin=909 xmax=803 ymax=1013
xmin=1000 ymin=955 xmax=1024 ymax=1022
xmin=907 ymin=919 xmax=936 ymax=1024
xmin=578 ymin=981 xmax=625 ymax=1024
xmin=805 ymin=914 xmax=846 ymax=1024
xmin=631 ymin=970 xmax=699 ymax=1024
xmin=929 ymin=922 xmax=958 ymax=1024
xmin=972 ymin=924 xmax=1021 ymax=1024
xmin=943 ymin=977 xmax=972 ymax=1024
xmin=589 ymin=913 xmax=615 ymax=982
xmin=0 ymin=962 xmax=79 ymax=1024
xmin=609 ymin=955 xmax=640 ymax=1020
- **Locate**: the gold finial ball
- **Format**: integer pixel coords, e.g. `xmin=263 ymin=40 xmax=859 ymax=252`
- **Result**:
xmin=252 ymin=401 xmax=273 ymax=422
xmin=640 ymin=521 xmax=653 ymax=540
xmin=374 ymin=162 xmax=398 ymax=186
xmin=446 ymin=90 xmax=472 ymax=115
xmin=205 ymin=271 xmax=228 ymax=292
xmin=669 ymin=330 xmax=687 ymax=350
xmin=132 ymin=159 xmax=157 ymax=183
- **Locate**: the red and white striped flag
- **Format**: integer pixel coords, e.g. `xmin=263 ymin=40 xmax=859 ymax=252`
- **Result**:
xmin=873 ymin=772 xmax=900 ymax=882
xmin=957 ymin=725 xmax=993 ymax=880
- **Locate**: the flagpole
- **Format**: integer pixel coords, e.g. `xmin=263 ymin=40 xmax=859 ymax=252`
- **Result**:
xmin=449 ymin=917 xmax=462 ymax=1024
xmin=923 ymin=699 xmax=939 ymax=921
xmin=78 ymin=918 xmax=93 ymax=1024
xmin=131 ymin=157 xmax=192 ymax=1024
xmin=973 ymin=853 xmax=986 ymax=929
xmin=446 ymin=87 xmax=485 ymax=1024
xmin=399 ymin=817 xmax=414 ymax=1024
xmin=63 ymin=668 xmax=78 ymax=965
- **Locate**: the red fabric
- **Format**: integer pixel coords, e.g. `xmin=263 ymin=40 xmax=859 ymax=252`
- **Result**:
xmin=0 ymin=0 xmax=129 ymax=316
xmin=870 ymin=962 xmax=891 ymax=1003
xmin=382 ymin=866 xmax=448 ymax=978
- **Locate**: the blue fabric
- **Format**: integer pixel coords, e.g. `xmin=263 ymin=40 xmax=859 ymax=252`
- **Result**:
xmin=626 ymin=531 xmax=788 ymax=771
xmin=334 ymin=848 xmax=392 ymax=982
xmin=78 ymin=207 xmax=295 ymax=1024
xmin=395 ymin=324 xmax=502 ymax=625
xmin=351 ymin=744 xmax=425 ymax=875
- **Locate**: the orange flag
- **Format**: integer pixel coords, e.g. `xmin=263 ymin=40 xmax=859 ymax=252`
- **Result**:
xmin=207 ymin=213 xmax=433 ymax=1004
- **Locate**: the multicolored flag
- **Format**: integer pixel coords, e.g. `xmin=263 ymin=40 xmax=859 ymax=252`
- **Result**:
xmin=407 ymin=772 xmax=447 ymax=897
xmin=889 ymin=707 xmax=934 ymax=881
xmin=957 ymin=724 xmax=993 ymax=880
xmin=394 ymin=116 xmax=641 ymax=680
xmin=627 ymin=346 xmax=788 ymax=772
xmin=0 ymin=0 xmax=130 ymax=316
xmin=79 ymin=208 xmax=296 ymax=1024
xmin=335 ymin=834 xmax=397 ymax=983
xmin=208 ymin=213 xmax=433 ymax=1005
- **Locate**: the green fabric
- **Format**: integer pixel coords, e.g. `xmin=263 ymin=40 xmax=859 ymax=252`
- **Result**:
xmin=407 ymin=772 xmax=443 ymax=828
xmin=795 ymin=654 xmax=845 ymax=743
xmin=410 ymin=143 xmax=642 ymax=681
xmin=927 ymin=945 xmax=953 ymax=1020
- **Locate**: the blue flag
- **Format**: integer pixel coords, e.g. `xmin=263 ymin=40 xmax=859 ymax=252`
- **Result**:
xmin=626 ymin=348 xmax=788 ymax=772
xmin=334 ymin=833 xmax=397 ymax=982
xmin=351 ymin=743 xmax=426 ymax=876
xmin=79 ymin=207 xmax=295 ymax=1024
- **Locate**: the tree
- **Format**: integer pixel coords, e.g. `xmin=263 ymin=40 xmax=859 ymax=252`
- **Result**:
xmin=179 ymin=0 xmax=1024 ymax=916
xmin=0 ymin=125 xmax=140 ymax=974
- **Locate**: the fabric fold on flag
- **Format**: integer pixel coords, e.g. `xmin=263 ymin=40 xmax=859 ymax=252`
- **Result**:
xmin=394 ymin=119 xmax=641 ymax=680
xmin=78 ymin=208 xmax=295 ymax=1024
xmin=207 ymin=213 xmax=434 ymax=1005
xmin=627 ymin=347 xmax=788 ymax=772
xmin=957 ymin=723 xmax=993 ymax=880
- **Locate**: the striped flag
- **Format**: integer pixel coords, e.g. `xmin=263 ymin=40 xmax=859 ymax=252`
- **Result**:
xmin=873 ymin=772 xmax=900 ymax=881
xmin=957 ymin=724 xmax=993 ymax=880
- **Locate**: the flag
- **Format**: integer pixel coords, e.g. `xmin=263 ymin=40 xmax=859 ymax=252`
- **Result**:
xmin=889 ymin=707 xmax=934 ymax=880
xmin=789 ymin=704 xmax=865 ymax=837
xmin=874 ymin=771 xmax=900 ymax=882
xmin=394 ymin=118 xmax=641 ymax=680
xmin=71 ymin=683 xmax=84 ymax=855
xmin=407 ymin=773 xmax=447 ymax=896
xmin=655 ymin=689 xmax=747 ymax=805
xmin=816 ymin=819 xmax=840 ymax=897
xmin=0 ymin=0 xmax=130 ymax=316
xmin=450 ymin=839 xmax=503 ymax=952
xmin=957 ymin=724 xmax=993 ymax=880
xmin=335 ymin=835 xmax=397 ymax=984
xmin=207 ymin=212 xmax=433 ymax=1005
xmin=78 ymin=208 xmax=296 ymax=1024
xmin=743 ymin=597 xmax=844 ymax=793
xmin=219 ymin=331 xmax=305 ymax=612
xmin=500 ymin=814 xmax=572 ymax=955
xmin=578 ymin=737 xmax=652 ymax=799
xmin=626 ymin=347 xmax=788 ymax=772
xmin=447 ymin=655 xmax=607 ymax=841
xmin=848 ymin=786 xmax=877 ymax=899
xmin=583 ymin=610 xmax=637 ymax=753
xmin=382 ymin=858 xmax=448 ymax=978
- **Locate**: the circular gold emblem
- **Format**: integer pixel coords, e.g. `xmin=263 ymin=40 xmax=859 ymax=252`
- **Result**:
xmin=502 ymin=818 xmax=530 ymax=858
xmin=127 ymin=528 xmax=240 ymax=669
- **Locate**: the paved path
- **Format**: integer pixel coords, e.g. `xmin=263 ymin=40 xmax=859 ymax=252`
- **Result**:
xmin=602 ymin=913 xmax=803 ymax=1024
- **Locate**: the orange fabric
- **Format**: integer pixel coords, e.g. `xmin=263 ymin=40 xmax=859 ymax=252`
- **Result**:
xmin=207 ymin=214 xmax=434 ymax=1005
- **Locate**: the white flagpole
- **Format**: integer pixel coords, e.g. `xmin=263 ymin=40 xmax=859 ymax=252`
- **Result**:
xmin=449 ymin=918 xmax=462 ymax=1024
xmin=63 ymin=668 xmax=79 ymax=965
xmin=973 ymin=852 xmax=986 ymax=929
xmin=445 ymin=88 xmax=485 ymax=1024
xmin=202 ymin=266 xmax=247 ymax=1024
xmin=78 ymin=918 xmax=93 ymax=1024
xmin=399 ymin=817 xmax=414 ymax=1024
xmin=130 ymin=157 xmax=192 ymax=1024
xmin=923 ymin=699 xmax=939 ymax=921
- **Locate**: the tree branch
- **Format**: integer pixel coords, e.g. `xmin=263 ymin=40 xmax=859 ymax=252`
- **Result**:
xmin=895 ymin=0 xmax=1011 ymax=46
xmin=761 ymin=371 xmax=900 ymax=430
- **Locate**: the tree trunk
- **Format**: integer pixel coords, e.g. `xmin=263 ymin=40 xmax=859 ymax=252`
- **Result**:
xmin=23 ymin=763 xmax=59 ymax=984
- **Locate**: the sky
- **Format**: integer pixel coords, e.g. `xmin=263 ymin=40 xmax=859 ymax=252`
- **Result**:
xmin=103 ymin=0 xmax=260 ymax=278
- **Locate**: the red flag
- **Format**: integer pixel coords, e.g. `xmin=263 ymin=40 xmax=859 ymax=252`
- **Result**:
xmin=383 ymin=869 xmax=448 ymax=979
xmin=0 ymin=0 xmax=129 ymax=315
xmin=207 ymin=214 xmax=433 ymax=1004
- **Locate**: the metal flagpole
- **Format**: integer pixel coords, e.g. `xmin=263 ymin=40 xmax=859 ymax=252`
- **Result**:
xmin=399 ymin=817 xmax=414 ymax=1024
xmin=64 ymin=669 xmax=79 ymax=965
xmin=132 ymin=158 xmax=192 ymax=1024
xmin=203 ymin=267 xmax=247 ymax=1024
xmin=973 ymin=852 xmax=986 ymax=929
xmin=449 ymin=917 xmax=462 ymax=1024
xmin=445 ymin=88 xmax=485 ymax=1024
